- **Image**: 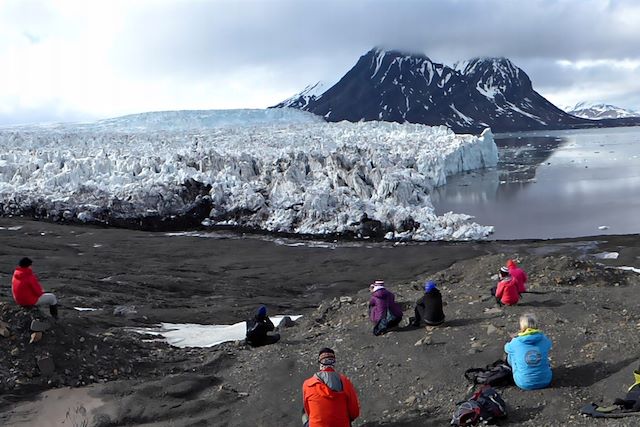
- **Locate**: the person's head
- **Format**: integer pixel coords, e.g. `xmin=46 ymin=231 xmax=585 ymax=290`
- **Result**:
xmin=424 ymin=280 xmax=437 ymax=293
xmin=318 ymin=347 xmax=336 ymax=368
xmin=18 ymin=257 xmax=33 ymax=268
xmin=519 ymin=313 xmax=538 ymax=332
xmin=499 ymin=266 xmax=510 ymax=279
xmin=370 ymin=280 xmax=385 ymax=293
xmin=506 ymin=259 xmax=517 ymax=269
xmin=256 ymin=305 xmax=267 ymax=319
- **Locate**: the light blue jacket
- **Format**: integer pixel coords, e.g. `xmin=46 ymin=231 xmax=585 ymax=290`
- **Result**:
xmin=504 ymin=329 xmax=552 ymax=390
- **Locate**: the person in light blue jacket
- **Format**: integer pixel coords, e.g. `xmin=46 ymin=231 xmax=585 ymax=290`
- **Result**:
xmin=504 ymin=313 xmax=552 ymax=390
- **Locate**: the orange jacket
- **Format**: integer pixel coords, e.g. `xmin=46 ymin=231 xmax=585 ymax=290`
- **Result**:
xmin=303 ymin=368 xmax=360 ymax=427
xmin=12 ymin=266 xmax=44 ymax=306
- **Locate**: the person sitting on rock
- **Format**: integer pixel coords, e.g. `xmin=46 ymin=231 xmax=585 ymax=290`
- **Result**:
xmin=492 ymin=266 xmax=520 ymax=306
xmin=11 ymin=257 xmax=59 ymax=319
xmin=302 ymin=347 xmax=360 ymax=427
xmin=245 ymin=305 xmax=280 ymax=347
xmin=504 ymin=313 xmax=552 ymax=390
xmin=369 ymin=280 xmax=403 ymax=335
xmin=410 ymin=280 xmax=445 ymax=327
xmin=506 ymin=259 xmax=528 ymax=294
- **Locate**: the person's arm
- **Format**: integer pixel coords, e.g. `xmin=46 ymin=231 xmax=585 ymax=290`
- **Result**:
xmin=343 ymin=376 xmax=360 ymax=421
xmin=29 ymin=273 xmax=45 ymax=297
xmin=265 ymin=317 xmax=275 ymax=332
xmin=302 ymin=384 xmax=311 ymax=417
xmin=495 ymin=281 xmax=504 ymax=300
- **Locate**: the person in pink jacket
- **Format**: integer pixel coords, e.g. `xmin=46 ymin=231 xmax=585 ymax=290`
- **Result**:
xmin=507 ymin=259 xmax=528 ymax=294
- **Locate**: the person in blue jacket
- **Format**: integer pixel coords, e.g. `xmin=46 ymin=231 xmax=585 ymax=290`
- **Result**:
xmin=504 ymin=313 xmax=552 ymax=390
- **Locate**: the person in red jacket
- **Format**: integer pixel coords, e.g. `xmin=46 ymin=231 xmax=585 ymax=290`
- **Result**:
xmin=507 ymin=259 xmax=528 ymax=294
xmin=493 ymin=266 xmax=520 ymax=306
xmin=12 ymin=257 xmax=59 ymax=319
xmin=302 ymin=347 xmax=360 ymax=427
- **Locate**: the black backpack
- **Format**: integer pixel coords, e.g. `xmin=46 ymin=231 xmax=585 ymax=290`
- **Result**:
xmin=464 ymin=360 xmax=514 ymax=387
xmin=451 ymin=385 xmax=507 ymax=426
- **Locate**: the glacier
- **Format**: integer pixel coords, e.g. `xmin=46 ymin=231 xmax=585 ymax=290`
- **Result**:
xmin=0 ymin=108 xmax=498 ymax=241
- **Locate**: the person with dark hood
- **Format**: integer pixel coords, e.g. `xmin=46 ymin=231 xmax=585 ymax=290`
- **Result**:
xmin=11 ymin=257 xmax=59 ymax=319
xmin=302 ymin=347 xmax=360 ymax=427
xmin=368 ymin=280 xmax=403 ymax=335
xmin=245 ymin=305 xmax=280 ymax=347
xmin=410 ymin=280 xmax=445 ymax=327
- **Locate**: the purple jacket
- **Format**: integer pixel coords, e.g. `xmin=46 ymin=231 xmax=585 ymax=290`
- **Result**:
xmin=369 ymin=288 xmax=403 ymax=323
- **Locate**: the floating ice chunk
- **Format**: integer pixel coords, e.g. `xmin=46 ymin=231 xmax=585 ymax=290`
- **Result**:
xmin=132 ymin=315 xmax=302 ymax=348
xmin=593 ymin=252 xmax=619 ymax=260
xmin=598 ymin=226 xmax=609 ymax=230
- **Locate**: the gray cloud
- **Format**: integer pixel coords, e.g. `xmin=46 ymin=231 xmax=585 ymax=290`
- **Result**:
xmin=3 ymin=0 xmax=640 ymax=125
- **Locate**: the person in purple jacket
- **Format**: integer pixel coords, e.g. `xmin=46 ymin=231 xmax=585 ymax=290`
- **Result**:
xmin=368 ymin=280 xmax=403 ymax=336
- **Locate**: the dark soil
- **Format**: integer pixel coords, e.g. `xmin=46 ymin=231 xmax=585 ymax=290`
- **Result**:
xmin=1 ymin=218 xmax=639 ymax=426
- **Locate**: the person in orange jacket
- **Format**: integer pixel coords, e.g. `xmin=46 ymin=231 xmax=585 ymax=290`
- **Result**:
xmin=493 ymin=266 xmax=520 ymax=306
xmin=506 ymin=259 xmax=528 ymax=294
xmin=12 ymin=257 xmax=59 ymax=319
xmin=302 ymin=347 xmax=360 ymax=427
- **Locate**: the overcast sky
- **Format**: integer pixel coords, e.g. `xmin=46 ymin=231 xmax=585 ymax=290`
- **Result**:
xmin=2 ymin=0 xmax=640 ymax=125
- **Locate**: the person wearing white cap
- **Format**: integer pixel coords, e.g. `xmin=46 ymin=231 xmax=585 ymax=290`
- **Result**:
xmin=368 ymin=280 xmax=403 ymax=335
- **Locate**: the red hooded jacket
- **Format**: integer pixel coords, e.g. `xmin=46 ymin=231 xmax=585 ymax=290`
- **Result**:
xmin=303 ymin=367 xmax=360 ymax=427
xmin=507 ymin=260 xmax=528 ymax=293
xmin=12 ymin=267 xmax=44 ymax=306
xmin=495 ymin=278 xmax=520 ymax=306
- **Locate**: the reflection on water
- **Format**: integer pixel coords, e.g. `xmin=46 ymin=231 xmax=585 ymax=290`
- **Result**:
xmin=432 ymin=127 xmax=640 ymax=239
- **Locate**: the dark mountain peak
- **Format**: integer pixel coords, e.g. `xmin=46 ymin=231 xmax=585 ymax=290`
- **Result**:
xmin=456 ymin=56 xmax=531 ymax=96
xmin=274 ymin=47 xmax=600 ymax=132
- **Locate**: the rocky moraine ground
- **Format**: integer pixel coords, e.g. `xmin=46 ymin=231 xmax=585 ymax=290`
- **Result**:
xmin=1 ymin=217 xmax=640 ymax=426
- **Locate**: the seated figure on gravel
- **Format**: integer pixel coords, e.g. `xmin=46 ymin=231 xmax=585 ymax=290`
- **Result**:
xmin=12 ymin=257 xmax=59 ymax=319
xmin=369 ymin=280 xmax=403 ymax=335
xmin=504 ymin=313 xmax=552 ymax=390
xmin=245 ymin=305 xmax=280 ymax=347
xmin=410 ymin=280 xmax=445 ymax=327
xmin=492 ymin=266 xmax=520 ymax=306
xmin=506 ymin=259 xmax=528 ymax=294
xmin=302 ymin=347 xmax=360 ymax=427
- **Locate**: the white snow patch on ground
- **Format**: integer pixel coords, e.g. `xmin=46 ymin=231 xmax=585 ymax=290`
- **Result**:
xmin=73 ymin=307 xmax=98 ymax=311
xmin=593 ymin=252 xmax=619 ymax=259
xmin=133 ymin=315 xmax=302 ymax=348
xmin=0 ymin=109 xmax=498 ymax=241
xmin=617 ymin=266 xmax=640 ymax=274
xmin=0 ymin=226 xmax=22 ymax=230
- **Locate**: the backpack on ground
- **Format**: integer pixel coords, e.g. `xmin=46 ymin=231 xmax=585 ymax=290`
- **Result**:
xmin=464 ymin=360 xmax=514 ymax=387
xmin=451 ymin=385 xmax=507 ymax=426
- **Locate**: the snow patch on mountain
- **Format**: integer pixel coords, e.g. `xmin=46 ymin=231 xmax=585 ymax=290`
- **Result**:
xmin=565 ymin=102 xmax=639 ymax=119
xmin=0 ymin=111 xmax=498 ymax=241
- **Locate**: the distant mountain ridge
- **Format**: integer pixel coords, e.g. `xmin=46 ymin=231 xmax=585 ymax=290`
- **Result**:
xmin=274 ymin=48 xmax=640 ymax=133
xmin=565 ymin=102 xmax=640 ymax=120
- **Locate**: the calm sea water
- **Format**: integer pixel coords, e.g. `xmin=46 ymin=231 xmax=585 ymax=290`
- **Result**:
xmin=432 ymin=127 xmax=640 ymax=240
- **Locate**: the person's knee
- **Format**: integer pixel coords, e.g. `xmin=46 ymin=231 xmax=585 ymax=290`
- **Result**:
xmin=36 ymin=293 xmax=57 ymax=306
